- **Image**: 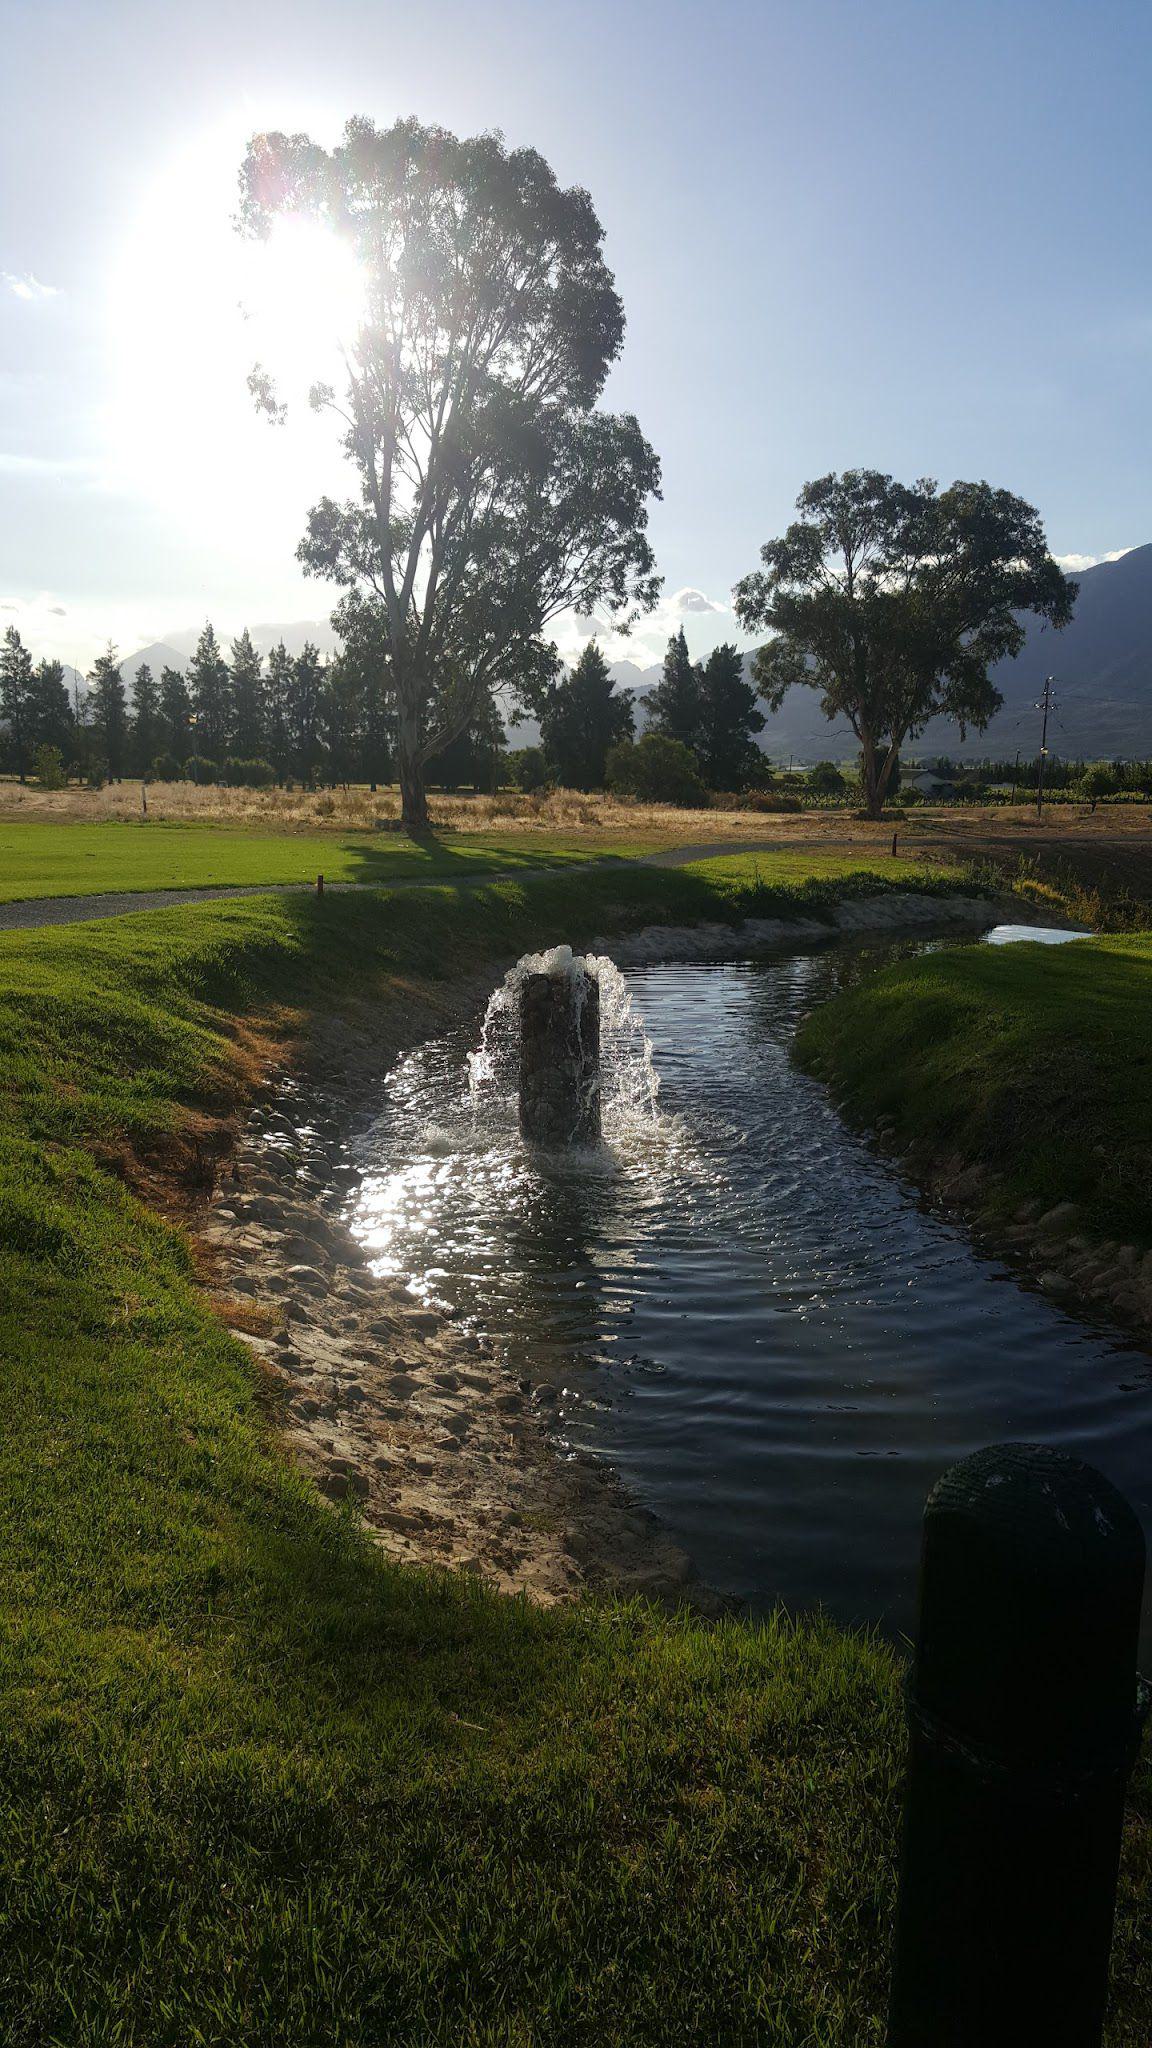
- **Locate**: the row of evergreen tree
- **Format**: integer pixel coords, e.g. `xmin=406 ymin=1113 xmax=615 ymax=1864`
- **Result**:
xmin=1 ymin=618 xmax=767 ymax=794
xmin=526 ymin=629 xmax=765 ymax=792
xmin=0 ymin=623 xmax=396 ymax=787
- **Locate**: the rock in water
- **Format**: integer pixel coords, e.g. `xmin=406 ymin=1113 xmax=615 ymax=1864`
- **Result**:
xmin=518 ymin=964 xmax=601 ymax=1146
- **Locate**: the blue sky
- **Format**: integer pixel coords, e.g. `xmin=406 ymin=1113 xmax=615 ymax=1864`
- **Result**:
xmin=1 ymin=0 xmax=1149 ymax=669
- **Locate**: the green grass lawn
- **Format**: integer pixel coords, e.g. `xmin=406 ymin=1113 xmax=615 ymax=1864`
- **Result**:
xmin=0 ymin=820 xmax=653 ymax=902
xmin=1 ymin=866 xmax=1147 ymax=2043
xmin=677 ymin=848 xmax=955 ymax=894
xmin=796 ymin=933 xmax=1152 ymax=1249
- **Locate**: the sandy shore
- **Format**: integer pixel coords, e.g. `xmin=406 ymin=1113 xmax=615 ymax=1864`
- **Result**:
xmin=198 ymin=987 xmax=708 ymax=1608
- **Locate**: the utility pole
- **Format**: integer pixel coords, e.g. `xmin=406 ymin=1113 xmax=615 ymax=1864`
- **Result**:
xmin=1036 ymin=677 xmax=1054 ymax=820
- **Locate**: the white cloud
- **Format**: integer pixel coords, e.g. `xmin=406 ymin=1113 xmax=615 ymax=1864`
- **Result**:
xmin=1055 ymin=548 xmax=1132 ymax=573
xmin=556 ymin=586 xmax=742 ymax=669
xmin=3 ymin=272 xmax=60 ymax=302
xmin=0 ymin=594 xmax=150 ymax=670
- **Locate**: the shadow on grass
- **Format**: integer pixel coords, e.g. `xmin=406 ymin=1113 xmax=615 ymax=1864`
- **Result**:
xmin=331 ymin=829 xmax=622 ymax=887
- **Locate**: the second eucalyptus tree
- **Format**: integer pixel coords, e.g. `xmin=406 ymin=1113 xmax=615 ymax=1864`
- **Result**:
xmin=238 ymin=118 xmax=661 ymax=829
xmin=734 ymin=471 xmax=1074 ymax=818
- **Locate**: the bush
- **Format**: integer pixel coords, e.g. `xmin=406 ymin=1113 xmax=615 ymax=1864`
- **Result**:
xmin=605 ymin=734 xmax=708 ymax=807
xmin=744 ymin=790 xmax=803 ymax=813
xmin=32 ymin=744 xmax=68 ymax=790
xmin=807 ymin=760 xmax=846 ymax=797
xmin=150 ymin=752 xmax=182 ymax=783
xmin=85 ymin=757 xmax=107 ymax=791
xmin=508 ymin=746 xmax=550 ymax=793
xmin=222 ymin=757 xmax=276 ymax=789
xmin=1078 ymin=764 xmax=1120 ymax=806
xmin=183 ymin=755 xmax=220 ymax=785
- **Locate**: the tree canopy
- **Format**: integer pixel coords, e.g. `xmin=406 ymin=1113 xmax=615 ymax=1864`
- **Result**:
xmin=733 ymin=470 xmax=1075 ymax=817
xmin=645 ymin=627 xmax=700 ymax=747
xmin=238 ymin=117 xmax=662 ymax=828
xmin=539 ymin=640 xmax=634 ymax=789
xmin=88 ymin=645 xmax=128 ymax=778
xmin=694 ymin=641 xmax=764 ymax=788
xmin=0 ymin=627 xmax=34 ymax=781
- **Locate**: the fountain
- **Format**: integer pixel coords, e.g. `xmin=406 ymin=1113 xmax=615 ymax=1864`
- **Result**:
xmin=519 ymin=957 xmax=601 ymax=1146
xmin=468 ymin=943 xmax=657 ymax=1150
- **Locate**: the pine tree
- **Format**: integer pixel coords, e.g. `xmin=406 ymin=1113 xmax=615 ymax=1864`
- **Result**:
xmin=0 ymin=625 xmax=34 ymax=781
xmin=329 ymin=616 xmax=393 ymax=789
xmin=159 ymin=666 xmax=192 ymax=762
xmin=129 ymin=663 xmax=163 ymax=775
xmin=695 ymin=643 xmax=765 ymax=788
xmin=645 ymin=627 xmax=701 ymax=749
xmin=29 ymin=657 xmax=74 ymax=756
xmin=187 ymin=623 xmax=231 ymax=763
xmin=88 ymin=644 xmax=128 ymax=777
xmin=323 ymin=652 xmax=367 ymax=786
xmin=426 ymin=697 xmax=506 ymax=793
xmin=287 ymin=642 xmax=326 ymax=784
xmin=540 ymin=640 xmax=634 ymax=789
xmin=229 ymin=629 xmax=266 ymax=759
xmin=264 ymin=642 xmax=293 ymax=781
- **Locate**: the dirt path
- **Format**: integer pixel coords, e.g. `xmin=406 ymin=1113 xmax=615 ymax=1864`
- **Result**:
xmin=0 ymin=868 xmax=594 ymax=932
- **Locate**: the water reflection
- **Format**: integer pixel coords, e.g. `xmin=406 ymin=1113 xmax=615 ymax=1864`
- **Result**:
xmin=346 ymin=929 xmax=1152 ymax=1654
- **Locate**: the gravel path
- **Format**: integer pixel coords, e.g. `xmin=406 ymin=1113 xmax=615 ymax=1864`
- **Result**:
xmin=0 ymin=868 xmax=596 ymax=933
xmin=637 ymin=839 xmax=786 ymax=867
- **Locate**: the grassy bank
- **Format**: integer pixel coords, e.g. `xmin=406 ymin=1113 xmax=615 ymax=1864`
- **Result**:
xmin=796 ymin=932 xmax=1152 ymax=1252
xmin=1 ymin=863 xmax=1147 ymax=2043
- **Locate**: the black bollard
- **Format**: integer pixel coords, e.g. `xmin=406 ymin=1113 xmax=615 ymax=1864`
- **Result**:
xmin=887 ymin=1443 xmax=1147 ymax=2047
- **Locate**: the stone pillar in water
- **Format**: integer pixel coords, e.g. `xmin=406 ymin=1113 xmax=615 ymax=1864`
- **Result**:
xmin=519 ymin=964 xmax=601 ymax=1146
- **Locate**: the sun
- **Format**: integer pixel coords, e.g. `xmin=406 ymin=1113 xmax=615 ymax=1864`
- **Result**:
xmin=241 ymin=215 xmax=367 ymax=390
xmin=105 ymin=115 xmax=365 ymax=533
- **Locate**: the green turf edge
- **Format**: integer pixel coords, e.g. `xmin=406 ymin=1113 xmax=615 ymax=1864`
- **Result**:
xmin=794 ymin=932 xmax=1152 ymax=1252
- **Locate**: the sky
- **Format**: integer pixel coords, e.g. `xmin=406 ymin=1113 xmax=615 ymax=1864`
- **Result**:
xmin=1 ymin=0 xmax=1150 ymax=673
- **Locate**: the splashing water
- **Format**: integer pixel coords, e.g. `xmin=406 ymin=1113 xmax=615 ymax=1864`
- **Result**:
xmin=468 ymin=946 xmax=660 ymax=1141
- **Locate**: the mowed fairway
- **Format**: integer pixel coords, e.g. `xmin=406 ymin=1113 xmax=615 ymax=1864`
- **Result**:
xmin=0 ymin=820 xmax=651 ymax=902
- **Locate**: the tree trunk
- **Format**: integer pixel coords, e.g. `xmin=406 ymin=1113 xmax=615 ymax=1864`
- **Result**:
xmin=860 ymin=732 xmax=883 ymax=820
xmin=861 ymin=732 xmax=900 ymax=819
xmin=398 ymin=740 xmax=429 ymax=833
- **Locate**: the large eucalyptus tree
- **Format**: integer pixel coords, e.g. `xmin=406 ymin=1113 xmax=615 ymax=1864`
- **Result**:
xmin=239 ymin=118 xmax=661 ymax=828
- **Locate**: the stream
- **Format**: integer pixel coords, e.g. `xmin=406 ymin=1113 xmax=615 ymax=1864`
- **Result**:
xmin=345 ymin=926 xmax=1152 ymax=1654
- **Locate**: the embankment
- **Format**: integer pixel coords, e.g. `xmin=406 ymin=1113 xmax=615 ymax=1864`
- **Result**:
xmin=796 ymin=931 xmax=1152 ymax=1336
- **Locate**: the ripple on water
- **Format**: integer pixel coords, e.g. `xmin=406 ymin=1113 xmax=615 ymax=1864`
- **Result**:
xmin=345 ymin=931 xmax=1152 ymax=1656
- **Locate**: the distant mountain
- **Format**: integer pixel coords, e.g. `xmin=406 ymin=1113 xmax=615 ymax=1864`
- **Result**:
xmin=120 ymin=642 xmax=189 ymax=689
xmin=978 ymin=542 xmax=1152 ymax=759
xmin=120 ymin=624 xmax=340 ymax=704
xmin=157 ymin=620 xmax=339 ymax=662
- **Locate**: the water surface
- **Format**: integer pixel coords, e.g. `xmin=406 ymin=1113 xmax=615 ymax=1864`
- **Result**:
xmin=348 ymin=928 xmax=1152 ymax=1653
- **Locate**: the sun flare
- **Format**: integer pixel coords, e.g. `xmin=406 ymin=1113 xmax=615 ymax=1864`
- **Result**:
xmin=106 ymin=119 xmax=363 ymax=528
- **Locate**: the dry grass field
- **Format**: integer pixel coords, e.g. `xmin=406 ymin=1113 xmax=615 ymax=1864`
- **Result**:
xmin=2 ymin=777 xmax=1150 ymax=915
